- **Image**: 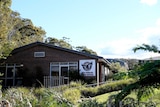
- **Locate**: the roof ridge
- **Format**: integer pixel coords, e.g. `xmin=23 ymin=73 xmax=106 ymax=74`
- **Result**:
xmin=11 ymin=41 xmax=103 ymax=59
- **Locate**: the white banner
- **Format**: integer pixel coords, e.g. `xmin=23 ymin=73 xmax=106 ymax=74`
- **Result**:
xmin=79 ymin=59 xmax=96 ymax=76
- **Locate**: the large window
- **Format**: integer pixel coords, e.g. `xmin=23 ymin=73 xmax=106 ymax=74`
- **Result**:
xmin=50 ymin=62 xmax=78 ymax=86
xmin=50 ymin=62 xmax=78 ymax=76
xmin=0 ymin=64 xmax=23 ymax=87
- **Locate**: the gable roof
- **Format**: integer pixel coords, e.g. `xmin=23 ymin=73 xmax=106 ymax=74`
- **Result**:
xmin=11 ymin=42 xmax=105 ymax=61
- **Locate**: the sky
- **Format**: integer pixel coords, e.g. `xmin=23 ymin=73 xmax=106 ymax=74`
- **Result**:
xmin=11 ymin=0 xmax=160 ymax=59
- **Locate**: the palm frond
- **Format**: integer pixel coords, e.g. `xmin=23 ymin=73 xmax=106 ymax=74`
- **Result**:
xmin=133 ymin=44 xmax=159 ymax=53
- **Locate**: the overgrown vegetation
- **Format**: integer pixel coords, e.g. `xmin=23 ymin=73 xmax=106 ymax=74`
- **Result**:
xmin=115 ymin=60 xmax=160 ymax=104
xmin=81 ymin=79 xmax=135 ymax=97
xmin=0 ymin=79 xmax=159 ymax=107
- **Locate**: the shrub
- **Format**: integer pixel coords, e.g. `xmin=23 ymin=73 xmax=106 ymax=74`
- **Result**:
xmin=2 ymin=87 xmax=38 ymax=107
xmin=81 ymin=87 xmax=97 ymax=97
xmin=1 ymin=87 xmax=72 ymax=107
xmin=69 ymin=81 xmax=84 ymax=88
xmin=34 ymin=88 xmax=71 ymax=107
xmin=63 ymin=88 xmax=81 ymax=104
xmin=79 ymin=98 xmax=103 ymax=107
xmin=81 ymin=79 xmax=135 ymax=97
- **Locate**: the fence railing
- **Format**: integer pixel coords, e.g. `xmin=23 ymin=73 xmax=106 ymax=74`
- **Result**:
xmin=43 ymin=76 xmax=69 ymax=87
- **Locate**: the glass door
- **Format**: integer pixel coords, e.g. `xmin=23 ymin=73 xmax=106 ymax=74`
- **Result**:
xmin=60 ymin=66 xmax=69 ymax=84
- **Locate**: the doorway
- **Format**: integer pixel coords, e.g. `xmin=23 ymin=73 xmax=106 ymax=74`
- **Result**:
xmin=49 ymin=62 xmax=78 ymax=86
xmin=60 ymin=66 xmax=69 ymax=84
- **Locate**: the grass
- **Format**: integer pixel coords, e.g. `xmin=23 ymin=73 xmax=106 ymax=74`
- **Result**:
xmin=94 ymin=91 xmax=119 ymax=103
xmin=94 ymin=89 xmax=160 ymax=107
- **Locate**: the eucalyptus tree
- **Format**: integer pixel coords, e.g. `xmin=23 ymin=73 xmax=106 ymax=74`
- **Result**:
xmin=0 ymin=0 xmax=12 ymax=40
xmin=45 ymin=37 xmax=98 ymax=55
xmin=11 ymin=18 xmax=46 ymax=46
xmin=45 ymin=37 xmax=72 ymax=49
xmin=75 ymin=46 xmax=97 ymax=55
xmin=0 ymin=0 xmax=13 ymax=58
xmin=0 ymin=0 xmax=46 ymax=59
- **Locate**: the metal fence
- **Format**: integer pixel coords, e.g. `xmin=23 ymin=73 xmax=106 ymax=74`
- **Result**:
xmin=43 ymin=76 xmax=69 ymax=87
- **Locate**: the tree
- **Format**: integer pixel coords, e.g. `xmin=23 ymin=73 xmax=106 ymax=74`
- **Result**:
xmin=0 ymin=0 xmax=46 ymax=59
xmin=75 ymin=46 xmax=97 ymax=55
xmin=0 ymin=0 xmax=12 ymax=58
xmin=45 ymin=37 xmax=97 ymax=55
xmin=133 ymin=43 xmax=160 ymax=53
xmin=115 ymin=44 xmax=160 ymax=105
xmin=45 ymin=37 xmax=72 ymax=49
xmin=110 ymin=62 xmax=128 ymax=73
xmin=0 ymin=0 xmax=12 ymax=40
xmin=11 ymin=18 xmax=46 ymax=46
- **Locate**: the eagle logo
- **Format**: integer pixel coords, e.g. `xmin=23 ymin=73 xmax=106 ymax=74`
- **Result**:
xmin=82 ymin=62 xmax=92 ymax=71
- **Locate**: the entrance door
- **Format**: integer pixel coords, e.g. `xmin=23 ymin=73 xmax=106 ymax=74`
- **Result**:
xmin=60 ymin=66 xmax=69 ymax=84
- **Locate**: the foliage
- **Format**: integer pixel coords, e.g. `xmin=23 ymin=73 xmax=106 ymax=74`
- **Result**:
xmin=110 ymin=62 xmax=128 ymax=73
xmin=112 ymin=70 xmax=139 ymax=80
xmin=120 ymin=58 xmax=139 ymax=70
xmin=69 ymin=70 xmax=85 ymax=82
xmin=45 ymin=37 xmax=97 ymax=55
xmin=3 ymin=87 xmax=37 ymax=107
xmin=0 ymin=82 xmax=160 ymax=107
xmin=79 ymin=98 xmax=103 ymax=107
xmin=81 ymin=79 xmax=135 ymax=97
xmin=0 ymin=0 xmax=46 ymax=59
xmin=113 ymin=43 xmax=160 ymax=105
xmin=75 ymin=46 xmax=97 ymax=55
xmin=45 ymin=37 xmax=72 ymax=49
xmin=63 ymin=88 xmax=81 ymax=104
xmin=69 ymin=81 xmax=85 ymax=88
xmin=1 ymin=87 xmax=73 ymax=107
xmin=133 ymin=43 xmax=160 ymax=53
xmin=107 ymin=95 xmax=158 ymax=107
xmin=115 ymin=60 xmax=160 ymax=103
xmin=112 ymin=72 xmax=128 ymax=80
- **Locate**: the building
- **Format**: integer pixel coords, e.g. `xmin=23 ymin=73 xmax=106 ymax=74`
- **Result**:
xmin=106 ymin=58 xmax=129 ymax=70
xmin=0 ymin=42 xmax=110 ymax=87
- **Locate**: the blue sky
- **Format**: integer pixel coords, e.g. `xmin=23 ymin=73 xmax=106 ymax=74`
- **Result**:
xmin=11 ymin=0 xmax=160 ymax=59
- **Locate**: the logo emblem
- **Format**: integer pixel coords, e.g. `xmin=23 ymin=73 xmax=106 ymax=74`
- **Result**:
xmin=82 ymin=62 xmax=92 ymax=71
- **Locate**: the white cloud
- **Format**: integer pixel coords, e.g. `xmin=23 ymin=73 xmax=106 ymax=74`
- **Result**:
xmin=140 ymin=0 xmax=158 ymax=6
xmin=137 ymin=19 xmax=160 ymax=43
xmin=97 ymin=18 xmax=160 ymax=59
xmin=156 ymin=18 xmax=160 ymax=26
xmin=97 ymin=37 xmax=150 ymax=59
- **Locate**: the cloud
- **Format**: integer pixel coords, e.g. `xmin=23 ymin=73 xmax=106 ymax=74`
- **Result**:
xmin=98 ymin=18 xmax=160 ymax=59
xmin=99 ymin=38 xmax=148 ymax=59
xmin=156 ymin=18 xmax=160 ymax=26
xmin=137 ymin=19 xmax=160 ymax=44
xmin=140 ymin=0 xmax=158 ymax=6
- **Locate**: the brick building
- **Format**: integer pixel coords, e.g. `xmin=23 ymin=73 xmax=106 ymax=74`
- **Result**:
xmin=0 ymin=42 xmax=110 ymax=87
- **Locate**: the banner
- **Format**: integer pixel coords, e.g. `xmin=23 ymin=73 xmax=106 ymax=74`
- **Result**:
xmin=79 ymin=59 xmax=96 ymax=76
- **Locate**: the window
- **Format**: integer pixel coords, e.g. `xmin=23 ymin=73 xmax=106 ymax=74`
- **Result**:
xmin=50 ymin=62 xmax=78 ymax=75
xmin=34 ymin=52 xmax=45 ymax=57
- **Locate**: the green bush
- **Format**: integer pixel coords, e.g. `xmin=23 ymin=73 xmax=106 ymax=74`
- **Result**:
xmin=63 ymin=88 xmax=81 ymax=104
xmin=81 ymin=79 xmax=135 ymax=97
xmin=1 ymin=87 xmax=72 ymax=107
xmin=2 ymin=87 xmax=38 ymax=107
xmin=34 ymin=88 xmax=71 ymax=107
xmin=69 ymin=81 xmax=84 ymax=88
xmin=79 ymin=99 xmax=103 ymax=107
